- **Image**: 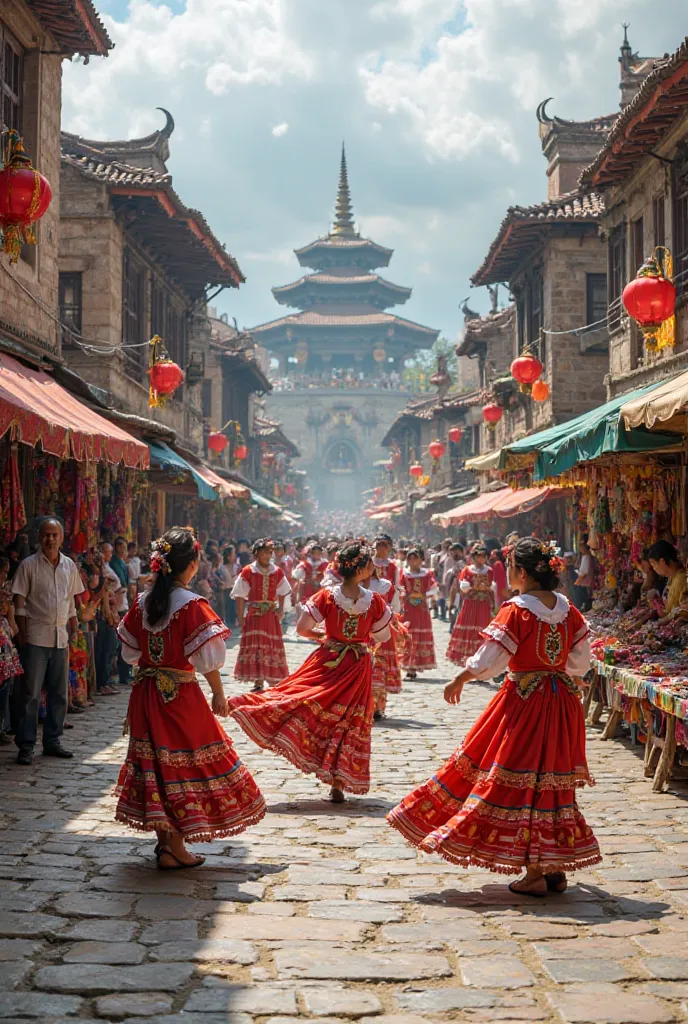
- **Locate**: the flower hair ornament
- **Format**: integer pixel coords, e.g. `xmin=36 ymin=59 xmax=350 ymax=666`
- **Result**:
xmin=338 ymin=543 xmax=373 ymax=573
xmin=534 ymin=541 xmax=565 ymax=577
xmin=150 ymin=537 xmax=172 ymax=575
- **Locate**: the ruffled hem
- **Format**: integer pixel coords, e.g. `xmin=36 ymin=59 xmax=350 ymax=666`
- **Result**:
xmin=387 ymin=810 xmax=602 ymax=875
xmin=230 ymin=706 xmax=370 ymax=794
xmin=114 ymin=804 xmax=266 ymax=842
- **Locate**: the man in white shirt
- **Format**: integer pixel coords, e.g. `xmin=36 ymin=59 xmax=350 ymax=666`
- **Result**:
xmin=12 ymin=519 xmax=85 ymax=765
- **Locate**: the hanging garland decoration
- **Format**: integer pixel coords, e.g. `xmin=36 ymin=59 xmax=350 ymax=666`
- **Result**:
xmin=148 ymin=335 xmax=183 ymax=408
xmin=0 ymin=130 xmax=52 ymax=264
xmin=622 ymin=246 xmax=676 ymax=352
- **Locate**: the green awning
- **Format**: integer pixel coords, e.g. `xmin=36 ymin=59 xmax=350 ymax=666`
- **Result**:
xmin=148 ymin=442 xmax=218 ymax=503
xmin=250 ymin=488 xmax=283 ymax=512
xmin=500 ymin=382 xmax=681 ymax=481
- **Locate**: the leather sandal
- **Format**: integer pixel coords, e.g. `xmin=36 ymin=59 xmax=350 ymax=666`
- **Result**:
xmin=155 ymin=846 xmax=205 ymax=871
xmin=545 ymin=872 xmax=568 ymax=893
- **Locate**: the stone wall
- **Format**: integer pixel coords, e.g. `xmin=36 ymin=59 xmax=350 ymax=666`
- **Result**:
xmin=59 ymin=168 xmax=205 ymax=451
xmin=0 ymin=5 xmax=64 ymax=357
xmin=602 ymin=113 xmax=688 ymax=397
xmin=267 ymin=387 xmax=410 ymax=510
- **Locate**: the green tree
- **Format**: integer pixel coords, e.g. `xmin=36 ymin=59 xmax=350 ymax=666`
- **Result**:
xmin=403 ymin=336 xmax=456 ymax=393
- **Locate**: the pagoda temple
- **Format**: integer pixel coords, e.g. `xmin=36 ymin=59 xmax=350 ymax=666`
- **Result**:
xmin=254 ymin=147 xmax=439 ymax=511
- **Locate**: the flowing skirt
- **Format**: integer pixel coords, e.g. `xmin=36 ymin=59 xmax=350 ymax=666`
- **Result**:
xmin=402 ymin=601 xmax=436 ymax=671
xmin=234 ymin=609 xmax=289 ymax=684
xmin=115 ymin=679 xmax=266 ymax=840
xmin=447 ymin=592 xmax=494 ymax=664
xmin=229 ymin=644 xmax=374 ymax=793
xmin=387 ymin=673 xmax=601 ymax=874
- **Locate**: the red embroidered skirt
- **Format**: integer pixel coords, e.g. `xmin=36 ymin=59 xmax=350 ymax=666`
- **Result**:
xmin=387 ymin=674 xmax=601 ymax=874
xmin=447 ymin=593 xmax=494 ymax=664
xmin=402 ymin=602 xmax=436 ymax=671
xmin=234 ymin=609 xmax=289 ymax=684
xmin=229 ymin=644 xmax=374 ymax=793
xmin=115 ymin=678 xmax=266 ymax=841
xmin=372 ymin=634 xmax=402 ymax=694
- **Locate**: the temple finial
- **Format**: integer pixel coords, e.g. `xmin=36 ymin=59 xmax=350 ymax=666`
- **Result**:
xmin=331 ymin=143 xmax=357 ymax=237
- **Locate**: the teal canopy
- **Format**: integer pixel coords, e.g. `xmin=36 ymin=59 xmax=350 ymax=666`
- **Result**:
xmin=500 ymin=382 xmax=681 ymax=481
xmin=148 ymin=442 xmax=218 ymax=503
xmin=250 ymin=488 xmax=283 ymax=511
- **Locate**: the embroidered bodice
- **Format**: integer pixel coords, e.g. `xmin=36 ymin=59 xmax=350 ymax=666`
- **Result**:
xmin=305 ymin=587 xmax=391 ymax=645
xmin=231 ymin=563 xmax=291 ymax=605
xmin=478 ymin=594 xmax=590 ymax=675
xmin=400 ymin=569 xmax=439 ymax=606
xmin=118 ymin=591 xmax=230 ymax=673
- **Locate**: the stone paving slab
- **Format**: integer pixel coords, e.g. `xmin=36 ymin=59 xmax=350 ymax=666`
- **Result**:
xmin=3 ymin=621 xmax=688 ymax=1024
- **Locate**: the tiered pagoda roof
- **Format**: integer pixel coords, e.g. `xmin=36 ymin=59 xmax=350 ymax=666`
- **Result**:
xmin=251 ymin=146 xmax=438 ymax=355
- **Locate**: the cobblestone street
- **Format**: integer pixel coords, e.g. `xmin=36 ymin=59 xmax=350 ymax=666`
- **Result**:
xmin=2 ymin=620 xmax=688 ymax=1024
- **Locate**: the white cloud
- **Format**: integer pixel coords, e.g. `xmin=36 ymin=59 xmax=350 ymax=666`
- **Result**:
xmin=62 ymin=0 xmax=688 ymax=345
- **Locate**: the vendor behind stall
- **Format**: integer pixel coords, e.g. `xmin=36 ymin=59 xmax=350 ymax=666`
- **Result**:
xmin=648 ymin=541 xmax=687 ymax=623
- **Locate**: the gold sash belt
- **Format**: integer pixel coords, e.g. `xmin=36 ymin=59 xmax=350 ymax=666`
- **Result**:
xmin=323 ymin=640 xmax=370 ymax=670
xmin=133 ymin=666 xmax=195 ymax=704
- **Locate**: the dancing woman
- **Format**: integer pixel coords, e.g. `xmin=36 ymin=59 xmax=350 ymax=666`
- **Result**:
xmin=228 ymin=542 xmax=392 ymax=802
xmin=446 ymin=545 xmax=494 ymax=665
xmin=399 ymin=547 xmax=438 ymax=679
xmin=115 ymin=528 xmax=266 ymax=869
xmin=388 ymin=538 xmax=600 ymax=896
xmin=231 ymin=538 xmax=291 ymax=692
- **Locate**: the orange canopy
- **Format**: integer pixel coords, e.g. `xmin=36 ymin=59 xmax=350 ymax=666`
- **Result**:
xmin=438 ymin=486 xmax=565 ymax=527
xmin=0 ymin=354 xmax=148 ymax=468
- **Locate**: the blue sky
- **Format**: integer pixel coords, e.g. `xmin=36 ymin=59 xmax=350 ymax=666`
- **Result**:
xmin=63 ymin=1 xmax=687 ymax=345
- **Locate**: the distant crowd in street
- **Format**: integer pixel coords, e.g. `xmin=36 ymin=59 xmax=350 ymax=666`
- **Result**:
xmin=270 ymin=369 xmax=406 ymax=392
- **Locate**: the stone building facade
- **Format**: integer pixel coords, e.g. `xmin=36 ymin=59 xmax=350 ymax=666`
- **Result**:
xmin=581 ymin=38 xmax=688 ymax=398
xmin=58 ymin=113 xmax=244 ymax=452
xmin=0 ymin=1 xmax=110 ymax=362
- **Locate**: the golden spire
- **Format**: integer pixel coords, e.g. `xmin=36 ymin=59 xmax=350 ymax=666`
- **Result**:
xmin=331 ymin=143 xmax=357 ymax=237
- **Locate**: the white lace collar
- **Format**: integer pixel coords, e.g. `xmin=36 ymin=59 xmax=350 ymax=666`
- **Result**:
xmin=470 ymin=564 xmax=489 ymax=575
xmin=404 ymin=568 xmax=429 ymax=578
xmin=510 ymin=593 xmax=570 ymax=624
xmin=332 ymin=584 xmax=374 ymax=614
xmin=250 ymin=561 xmax=278 ymax=575
xmin=369 ymin=577 xmax=392 ymax=595
xmin=140 ymin=587 xmax=203 ymax=633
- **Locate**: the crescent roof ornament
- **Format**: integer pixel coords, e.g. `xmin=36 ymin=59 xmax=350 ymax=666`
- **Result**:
xmin=536 ymin=98 xmax=554 ymax=124
xmin=156 ymin=108 xmax=175 ymax=139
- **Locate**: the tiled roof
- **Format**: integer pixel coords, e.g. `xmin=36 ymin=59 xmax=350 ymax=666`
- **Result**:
xmin=381 ymin=388 xmax=482 ymax=445
xmin=250 ymin=310 xmax=438 ymax=336
xmin=273 ymin=272 xmax=410 ymax=292
xmin=295 ymin=235 xmax=393 ymax=254
xmin=471 ymin=189 xmax=604 ymax=286
xmin=61 ymin=136 xmax=244 ymax=291
xmin=582 ymin=37 xmax=688 ymax=188
xmin=456 ymin=306 xmax=515 ymax=357
xmin=26 ymin=0 xmax=112 ymax=55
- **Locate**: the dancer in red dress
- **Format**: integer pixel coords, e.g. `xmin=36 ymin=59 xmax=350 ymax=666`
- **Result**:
xmin=400 ymin=547 xmax=438 ymax=679
xmin=293 ymin=543 xmax=328 ymax=605
xmin=374 ymin=534 xmax=401 ymax=605
xmin=447 ymin=546 xmax=495 ymax=665
xmin=228 ymin=542 xmax=392 ymax=802
xmin=231 ymin=539 xmax=291 ymax=692
xmin=388 ymin=538 xmax=600 ymax=896
xmin=116 ymin=527 xmax=266 ymax=869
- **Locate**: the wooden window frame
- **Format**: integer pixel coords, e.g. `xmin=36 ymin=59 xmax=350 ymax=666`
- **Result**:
xmin=586 ymin=273 xmax=607 ymax=327
xmin=58 ymin=272 xmax=82 ymax=347
xmin=672 ymin=143 xmax=688 ymax=300
xmin=0 ymin=22 xmax=23 ymax=133
xmin=122 ymin=247 xmax=146 ymax=377
xmin=653 ymin=194 xmax=666 ymax=250
xmin=608 ymin=222 xmax=627 ymax=331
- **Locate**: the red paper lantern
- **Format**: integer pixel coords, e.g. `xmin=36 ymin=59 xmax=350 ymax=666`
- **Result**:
xmin=428 ymin=439 xmax=445 ymax=460
xmin=482 ymin=402 xmax=503 ymax=427
xmin=409 ymin=463 xmax=424 ymax=478
xmin=532 ymin=379 xmax=550 ymax=402
xmin=148 ymin=358 xmax=183 ymax=406
xmin=0 ymin=132 xmax=52 ymax=263
xmin=207 ymin=431 xmax=228 ymax=453
xmin=622 ymin=253 xmax=676 ymax=349
xmin=234 ymin=444 xmax=248 ymax=462
xmin=511 ymin=353 xmax=543 ymax=391
xmin=448 ymin=426 xmax=463 ymax=444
